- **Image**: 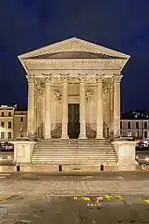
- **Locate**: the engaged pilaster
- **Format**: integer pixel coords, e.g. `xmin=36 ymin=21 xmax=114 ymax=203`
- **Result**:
xmin=61 ymin=74 xmax=69 ymax=139
xmin=113 ymin=74 xmax=122 ymax=138
xmin=44 ymin=75 xmax=52 ymax=139
xmin=27 ymin=76 xmax=35 ymax=138
xmin=79 ymin=74 xmax=87 ymax=139
xmin=96 ymin=75 xmax=104 ymax=139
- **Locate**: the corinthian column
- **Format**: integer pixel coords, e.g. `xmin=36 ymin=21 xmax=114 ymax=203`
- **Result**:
xmin=113 ymin=75 xmax=122 ymax=138
xmin=27 ymin=76 xmax=35 ymax=138
xmin=79 ymin=75 xmax=87 ymax=139
xmin=44 ymin=76 xmax=52 ymax=139
xmin=96 ymin=75 xmax=104 ymax=139
xmin=61 ymin=74 xmax=69 ymax=139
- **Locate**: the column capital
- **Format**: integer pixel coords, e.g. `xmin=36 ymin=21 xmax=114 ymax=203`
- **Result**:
xmin=44 ymin=75 xmax=52 ymax=83
xmin=95 ymin=74 xmax=104 ymax=83
xmin=113 ymin=75 xmax=123 ymax=83
xmin=60 ymin=74 xmax=70 ymax=83
xmin=26 ymin=75 xmax=36 ymax=83
xmin=78 ymin=74 xmax=87 ymax=83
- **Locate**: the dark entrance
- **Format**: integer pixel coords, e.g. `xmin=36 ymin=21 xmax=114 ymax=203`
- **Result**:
xmin=68 ymin=104 xmax=80 ymax=138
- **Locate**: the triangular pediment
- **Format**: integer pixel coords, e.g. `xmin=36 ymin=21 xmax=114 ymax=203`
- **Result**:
xmin=18 ymin=37 xmax=130 ymax=60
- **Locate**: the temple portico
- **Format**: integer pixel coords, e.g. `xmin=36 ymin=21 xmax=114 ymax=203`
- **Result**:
xmin=15 ymin=37 xmax=138 ymax=171
xmin=26 ymin=72 xmax=122 ymax=140
xmin=18 ymin=37 xmax=130 ymax=141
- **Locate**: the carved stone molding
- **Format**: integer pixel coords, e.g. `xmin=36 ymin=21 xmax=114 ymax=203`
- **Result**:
xmin=26 ymin=75 xmax=36 ymax=83
xmin=35 ymin=78 xmax=45 ymax=96
xmin=113 ymin=75 xmax=123 ymax=83
xmin=42 ymin=73 xmax=52 ymax=83
xmin=96 ymin=74 xmax=104 ymax=83
xmin=60 ymin=73 xmax=70 ymax=83
xmin=54 ymin=91 xmax=62 ymax=103
xmin=78 ymin=74 xmax=87 ymax=83
xmin=86 ymin=90 xmax=93 ymax=101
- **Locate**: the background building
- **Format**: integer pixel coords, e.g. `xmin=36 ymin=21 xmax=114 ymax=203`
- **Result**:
xmin=0 ymin=105 xmax=27 ymax=141
xmin=121 ymin=110 xmax=149 ymax=140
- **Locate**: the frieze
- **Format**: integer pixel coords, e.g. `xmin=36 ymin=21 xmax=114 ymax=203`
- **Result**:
xmin=24 ymin=59 xmax=125 ymax=67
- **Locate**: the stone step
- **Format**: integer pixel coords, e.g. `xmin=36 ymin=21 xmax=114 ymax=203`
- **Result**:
xmin=34 ymin=151 xmax=115 ymax=153
xmin=32 ymin=155 xmax=116 ymax=158
xmin=31 ymin=161 xmax=117 ymax=165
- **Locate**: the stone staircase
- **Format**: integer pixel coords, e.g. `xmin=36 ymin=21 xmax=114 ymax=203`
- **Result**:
xmin=31 ymin=139 xmax=118 ymax=166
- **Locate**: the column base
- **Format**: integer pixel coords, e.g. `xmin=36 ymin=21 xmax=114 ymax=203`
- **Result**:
xmin=78 ymin=134 xmax=87 ymax=139
xmin=44 ymin=136 xmax=51 ymax=140
xmin=96 ymin=135 xmax=104 ymax=140
xmin=60 ymin=135 xmax=69 ymax=140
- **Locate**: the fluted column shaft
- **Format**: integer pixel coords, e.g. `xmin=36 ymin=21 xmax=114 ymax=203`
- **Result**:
xmin=61 ymin=75 xmax=69 ymax=139
xmin=79 ymin=76 xmax=87 ymax=139
xmin=96 ymin=76 xmax=104 ymax=139
xmin=113 ymin=75 xmax=122 ymax=138
xmin=27 ymin=76 xmax=35 ymax=138
xmin=44 ymin=77 xmax=52 ymax=139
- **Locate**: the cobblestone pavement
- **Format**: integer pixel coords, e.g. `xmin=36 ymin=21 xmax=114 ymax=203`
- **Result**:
xmin=0 ymin=172 xmax=149 ymax=196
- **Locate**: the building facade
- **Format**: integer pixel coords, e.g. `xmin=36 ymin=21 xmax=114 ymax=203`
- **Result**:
xmin=121 ymin=111 xmax=149 ymax=140
xmin=18 ymin=37 xmax=130 ymax=140
xmin=0 ymin=105 xmax=27 ymax=141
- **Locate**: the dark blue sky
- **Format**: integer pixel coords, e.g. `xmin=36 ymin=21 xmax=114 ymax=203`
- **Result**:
xmin=0 ymin=0 xmax=149 ymax=112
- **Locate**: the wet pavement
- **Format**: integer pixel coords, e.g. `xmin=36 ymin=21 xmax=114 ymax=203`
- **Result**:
xmin=0 ymin=172 xmax=149 ymax=222
xmin=0 ymin=195 xmax=149 ymax=223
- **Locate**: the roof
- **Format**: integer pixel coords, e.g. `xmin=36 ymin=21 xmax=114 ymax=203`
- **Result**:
xmin=121 ymin=110 xmax=149 ymax=120
xmin=27 ymin=51 xmax=125 ymax=60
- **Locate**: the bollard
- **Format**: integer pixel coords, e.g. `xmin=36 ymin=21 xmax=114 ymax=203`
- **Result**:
xmin=142 ymin=164 xmax=147 ymax=170
xmin=59 ymin=164 xmax=62 ymax=172
xmin=16 ymin=165 xmax=20 ymax=172
xmin=100 ymin=165 xmax=104 ymax=171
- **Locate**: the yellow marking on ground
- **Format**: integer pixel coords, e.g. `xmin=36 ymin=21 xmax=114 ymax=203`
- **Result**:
xmin=73 ymin=196 xmax=91 ymax=201
xmin=104 ymin=195 xmax=124 ymax=201
xmin=144 ymin=199 xmax=149 ymax=204
xmin=81 ymin=197 xmax=90 ymax=201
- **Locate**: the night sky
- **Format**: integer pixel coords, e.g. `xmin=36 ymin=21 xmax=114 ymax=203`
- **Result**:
xmin=0 ymin=0 xmax=149 ymax=112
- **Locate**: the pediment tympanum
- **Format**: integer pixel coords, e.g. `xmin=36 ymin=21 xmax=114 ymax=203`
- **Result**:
xmin=18 ymin=37 xmax=130 ymax=60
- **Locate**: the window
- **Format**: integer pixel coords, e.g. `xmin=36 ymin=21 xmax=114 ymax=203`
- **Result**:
xmin=8 ymin=132 xmax=11 ymax=139
xmin=8 ymin=112 xmax=11 ymax=117
xmin=1 ymin=132 xmax=4 ymax=139
xmin=20 ymin=117 xmax=23 ymax=122
xmin=128 ymin=122 xmax=131 ymax=129
xmin=127 ymin=131 xmax=132 ymax=137
xmin=136 ymin=131 xmax=139 ymax=137
xmin=1 ymin=112 xmax=4 ymax=117
xmin=1 ymin=122 xmax=4 ymax=128
xmin=8 ymin=122 xmax=11 ymax=129
xmin=136 ymin=122 xmax=139 ymax=129
xmin=120 ymin=121 xmax=122 ymax=129
xmin=144 ymin=131 xmax=148 ymax=139
xmin=144 ymin=122 xmax=147 ymax=129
